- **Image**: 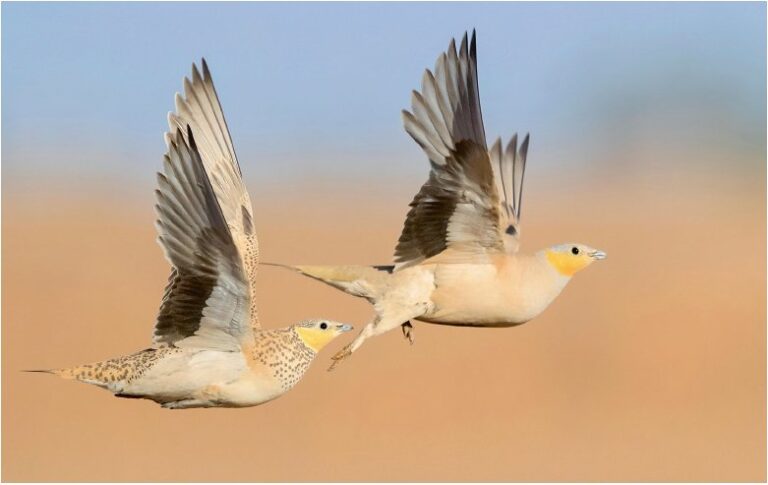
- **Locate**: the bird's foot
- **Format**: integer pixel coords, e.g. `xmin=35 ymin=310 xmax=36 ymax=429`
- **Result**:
xmin=328 ymin=344 xmax=352 ymax=372
xmin=401 ymin=321 xmax=414 ymax=345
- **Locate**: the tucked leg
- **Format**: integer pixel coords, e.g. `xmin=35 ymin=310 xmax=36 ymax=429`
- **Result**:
xmin=161 ymin=398 xmax=209 ymax=409
xmin=328 ymin=308 xmax=419 ymax=371
xmin=401 ymin=321 xmax=414 ymax=345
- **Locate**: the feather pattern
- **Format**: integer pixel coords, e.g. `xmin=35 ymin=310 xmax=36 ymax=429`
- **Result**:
xmin=153 ymin=127 xmax=253 ymax=351
xmin=396 ymin=30 xmax=530 ymax=266
xmin=166 ymin=60 xmax=260 ymax=331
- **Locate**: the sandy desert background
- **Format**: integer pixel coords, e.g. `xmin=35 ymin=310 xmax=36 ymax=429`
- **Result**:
xmin=3 ymin=2 xmax=765 ymax=482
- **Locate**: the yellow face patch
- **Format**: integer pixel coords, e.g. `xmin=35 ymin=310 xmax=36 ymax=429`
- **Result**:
xmin=295 ymin=327 xmax=337 ymax=352
xmin=545 ymin=249 xmax=593 ymax=277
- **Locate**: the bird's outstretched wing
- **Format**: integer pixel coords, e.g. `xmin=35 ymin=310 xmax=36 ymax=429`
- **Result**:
xmin=152 ymin=127 xmax=253 ymax=351
xmin=166 ymin=59 xmax=260 ymax=331
xmin=396 ymin=30 xmax=529 ymax=268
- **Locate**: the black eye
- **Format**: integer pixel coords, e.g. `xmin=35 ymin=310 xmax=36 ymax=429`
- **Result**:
xmin=319 ymin=322 xmax=328 ymax=330
xmin=571 ymin=247 xmax=579 ymax=255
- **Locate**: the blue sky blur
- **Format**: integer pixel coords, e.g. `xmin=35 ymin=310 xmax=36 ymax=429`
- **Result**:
xmin=2 ymin=2 xmax=765 ymax=191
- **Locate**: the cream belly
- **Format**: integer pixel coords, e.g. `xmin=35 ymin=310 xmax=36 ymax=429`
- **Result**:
xmin=418 ymin=258 xmax=570 ymax=327
xmin=120 ymin=349 xmax=285 ymax=408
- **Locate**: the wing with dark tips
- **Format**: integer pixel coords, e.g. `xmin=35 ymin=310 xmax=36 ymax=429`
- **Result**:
xmin=396 ymin=31 xmax=529 ymax=266
xmin=153 ymin=128 xmax=253 ymax=351
xmin=165 ymin=60 xmax=260 ymax=331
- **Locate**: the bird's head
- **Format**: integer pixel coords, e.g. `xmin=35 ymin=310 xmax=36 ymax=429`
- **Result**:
xmin=544 ymin=243 xmax=606 ymax=277
xmin=294 ymin=319 xmax=354 ymax=352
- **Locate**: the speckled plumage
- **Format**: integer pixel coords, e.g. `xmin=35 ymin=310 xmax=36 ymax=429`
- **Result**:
xmin=32 ymin=60 xmax=352 ymax=409
xmin=49 ymin=325 xmax=337 ymax=408
xmin=53 ymin=347 xmax=183 ymax=386
xmin=251 ymin=328 xmax=317 ymax=392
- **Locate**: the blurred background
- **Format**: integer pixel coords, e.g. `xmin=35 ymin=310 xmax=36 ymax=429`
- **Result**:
xmin=3 ymin=2 xmax=765 ymax=482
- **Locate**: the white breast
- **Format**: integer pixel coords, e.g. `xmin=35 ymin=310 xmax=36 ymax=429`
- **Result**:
xmin=422 ymin=255 xmax=570 ymax=326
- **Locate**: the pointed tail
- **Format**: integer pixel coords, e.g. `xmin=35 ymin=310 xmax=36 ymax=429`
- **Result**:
xmin=22 ymin=368 xmax=77 ymax=379
xmin=262 ymin=262 xmax=394 ymax=300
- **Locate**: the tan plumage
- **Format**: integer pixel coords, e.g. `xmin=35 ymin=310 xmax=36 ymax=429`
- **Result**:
xmin=31 ymin=61 xmax=352 ymax=408
xmin=272 ymin=31 xmax=606 ymax=369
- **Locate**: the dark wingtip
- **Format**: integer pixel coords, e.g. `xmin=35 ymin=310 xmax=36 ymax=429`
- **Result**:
xmin=520 ymin=133 xmax=530 ymax=157
xmin=470 ymin=29 xmax=477 ymax=58
xmin=448 ymin=37 xmax=457 ymax=56
xmin=190 ymin=61 xmax=201 ymax=81
xmin=185 ymin=125 xmax=197 ymax=151
xmin=505 ymin=133 xmax=518 ymax=157
xmin=201 ymin=58 xmax=212 ymax=81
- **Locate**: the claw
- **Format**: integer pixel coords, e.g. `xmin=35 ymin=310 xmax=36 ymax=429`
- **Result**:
xmin=401 ymin=321 xmax=414 ymax=345
xmin=328 ymin=344 xmax=352 ymax=372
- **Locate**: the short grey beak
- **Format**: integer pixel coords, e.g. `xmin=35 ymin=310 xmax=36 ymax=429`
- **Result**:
xmin=589 ymin=250 xmax=607 ymax=260
xmin=336 ymin=324 xmax=354 ymax=332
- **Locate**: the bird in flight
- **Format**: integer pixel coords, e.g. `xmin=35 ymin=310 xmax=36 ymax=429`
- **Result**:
xmin=29 ymin=61 xmax=353 ymax=408
xmin=271 ymin=31 xmax=606 ymax=370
